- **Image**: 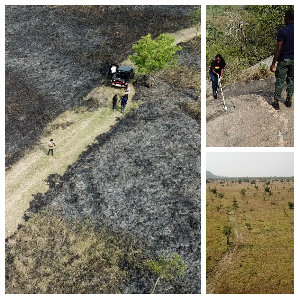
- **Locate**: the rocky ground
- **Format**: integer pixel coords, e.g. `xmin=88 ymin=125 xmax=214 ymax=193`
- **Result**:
xmin=206 ymin=77 xmax=294 ymax=147
xmin=5 ymin=5 xmax=196 ymax=168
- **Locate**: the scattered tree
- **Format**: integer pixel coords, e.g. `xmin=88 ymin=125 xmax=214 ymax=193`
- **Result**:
xmin=245 ymin=223 xmax=252 ymax=231
xmin=222 ymin=225 xmax=232 ymax=245
xmin=288 ymin=202 xmax=294 ymax=210
xmin=240 ymin=188 xmax=246 ymax=198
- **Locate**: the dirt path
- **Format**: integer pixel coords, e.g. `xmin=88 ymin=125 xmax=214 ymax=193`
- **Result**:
xmin=206 ymin=210 xmax=244 ymax=294
xmin=5 ymin=26 xmax=199 ymax=238
xmin=5 ymin=86 xmax=136 ymax=238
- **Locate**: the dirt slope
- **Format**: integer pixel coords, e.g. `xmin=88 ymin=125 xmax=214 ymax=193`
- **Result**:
xmin=206 ymin=77 xmax=294 ymax=147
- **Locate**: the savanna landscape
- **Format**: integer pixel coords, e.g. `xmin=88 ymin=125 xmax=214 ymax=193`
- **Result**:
xmin=206 ymin=177 xmax=294 ymax=294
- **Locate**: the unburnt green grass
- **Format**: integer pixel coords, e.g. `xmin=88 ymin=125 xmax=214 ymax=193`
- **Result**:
xmin=206 ymin=179 xmax=294 ymax=294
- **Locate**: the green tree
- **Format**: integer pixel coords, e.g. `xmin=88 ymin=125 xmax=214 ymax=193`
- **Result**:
xmin=145 ymin=254 xmax=187 ymax=294
xmin=240 ymin=188 xmax=246 ymax=198
xmin=222 ymin=225 xmax=232 ymax=245
xmin=129 ymin=33 xmax=182 ymax=76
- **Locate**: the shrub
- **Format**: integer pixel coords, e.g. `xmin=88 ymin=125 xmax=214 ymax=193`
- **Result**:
xmin=145 ymin=254 xmax=187 ymax=293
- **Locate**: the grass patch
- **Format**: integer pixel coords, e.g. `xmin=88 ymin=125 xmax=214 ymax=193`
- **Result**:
xmin=206 ymin=180 xmax=294 ymax=293
xmin=6 ymin=211 xmax=149 ymax=293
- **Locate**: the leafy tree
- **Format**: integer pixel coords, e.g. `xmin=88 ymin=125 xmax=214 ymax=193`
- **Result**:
xmin=145 ymin=254 xmax=187 ymax=294
xmin=222 ymin=225 xmax=232 ymax=245
xmin=129 ymin=33 xmax=182 ymax=76
xmin=209 ymin=186 xmax=218 ymax=194
xmin=240 ymin=188 xmax=246 ymax=198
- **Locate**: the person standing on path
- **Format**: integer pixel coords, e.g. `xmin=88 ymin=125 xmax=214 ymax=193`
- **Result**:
xmin=112 ymin=94 xmax=118 ymax=110
xmin=121 ymin=95 xmax=128 ymax=113
xmin=209 ymin=54 xmax=226 ymax=99
xmin=124 ymin=85 xmax=130 ymax=96
xmin=47 ymin=139 xmax=56 ymax=156
xmin=270 ymin=10 xmax=294 ymax=110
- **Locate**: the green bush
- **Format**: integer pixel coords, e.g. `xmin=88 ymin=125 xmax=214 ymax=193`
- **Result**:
xmin=145 ymin=254 xmax=187 ymax=293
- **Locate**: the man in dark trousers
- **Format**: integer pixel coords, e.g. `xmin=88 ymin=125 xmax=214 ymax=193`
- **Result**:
xmin=47 ymin=139 xmax=56 ymax=156
xmin=112 ymin=94 xmax=118 ymax=110
xmin=270 ymin=10 xmax=294 ymax=110
xmin=121 ymin=95 xmax=128 ymax=113
xmin=209 ymin=54 xmax=226 ymax=99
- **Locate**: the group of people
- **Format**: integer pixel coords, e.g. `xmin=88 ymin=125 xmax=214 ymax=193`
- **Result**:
xmin=112 ymin=92 xmax=129 ymax=113
xmin=208 ymin=9 xmax=294 ymax=111
xmin=112 ymin=84 xmax=130 ymax=113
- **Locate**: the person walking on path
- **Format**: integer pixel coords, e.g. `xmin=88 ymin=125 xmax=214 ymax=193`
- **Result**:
xmin=209 ymin=54 xmax=226 ymax=99
xmin=47 ymin=139 xmax=56 ymax=156
xmin=121 ymin=95 xmax=128 ymax=113
xmin=112 ymin=94 xmax=118 ymax=110
xmin=270 ymin=10 xmax=294 ymax=110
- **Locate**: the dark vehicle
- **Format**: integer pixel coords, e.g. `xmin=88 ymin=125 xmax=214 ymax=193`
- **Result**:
xmin=111 ymin=66 xmax=135 ymax=87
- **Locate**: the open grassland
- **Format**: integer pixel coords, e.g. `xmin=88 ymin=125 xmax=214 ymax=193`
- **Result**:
xmin=206 ymin=179 xmax=294 ymax=294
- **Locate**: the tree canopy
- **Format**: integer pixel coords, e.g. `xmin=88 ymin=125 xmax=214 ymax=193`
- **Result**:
xmin=129 ymin=33 xmax=182 ymax=75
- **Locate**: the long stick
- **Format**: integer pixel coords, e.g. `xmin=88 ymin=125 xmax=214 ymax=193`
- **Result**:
xmin=218 ymin=76 xmax=228 ymax=111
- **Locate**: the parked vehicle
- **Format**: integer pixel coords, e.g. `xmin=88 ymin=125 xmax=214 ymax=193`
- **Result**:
xmin=111 ymin=66 xmax=135 ymax=87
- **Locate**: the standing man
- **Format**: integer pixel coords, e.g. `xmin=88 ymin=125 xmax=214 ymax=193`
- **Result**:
xmin=121 ymin=95 xmax=128 ymax=113
xmin=47 ymin=139 xmax=56 ymax=156
xmin=209 ymin=54 xmax=226 ymax=99
xmin=270 ymin=10 xmax=294 ymax=110
xmin=112 ymin=94 xmax=118 ymax=110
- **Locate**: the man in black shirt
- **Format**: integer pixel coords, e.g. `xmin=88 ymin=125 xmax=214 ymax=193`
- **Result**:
xmin=209 ymin=54 xmax=226 ymax=99
xmin=270 ymin=10 xmax=294 ymax=110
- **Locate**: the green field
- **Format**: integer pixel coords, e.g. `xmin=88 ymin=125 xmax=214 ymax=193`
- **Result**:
xmin=206 ymin=179 xmax=294 ymax=294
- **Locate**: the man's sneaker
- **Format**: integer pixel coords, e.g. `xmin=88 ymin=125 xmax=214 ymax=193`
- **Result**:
xmin=272 ymin=101 xmax=279 ymax=110
xmin=284 ymin=96 xmax=292 ymax=107
xmin=213 ymin=91 xmax=217 ymax=99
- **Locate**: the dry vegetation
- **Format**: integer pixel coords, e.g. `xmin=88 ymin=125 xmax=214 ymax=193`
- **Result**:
xmin=5 ymin=211 xmax=149 ymax=293
xmin=206 ymin=179 xmax=294 ymax=294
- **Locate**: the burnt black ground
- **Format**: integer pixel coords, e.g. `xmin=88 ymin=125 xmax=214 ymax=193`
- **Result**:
xmin=23 ymin=81 xmax=201 ymax=294
xmin=5 ymin=5 xmax=196 ymax=168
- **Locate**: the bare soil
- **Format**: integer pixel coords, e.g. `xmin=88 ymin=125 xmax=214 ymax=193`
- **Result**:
xmin=206 ymin=77 xmax=294 ymax=147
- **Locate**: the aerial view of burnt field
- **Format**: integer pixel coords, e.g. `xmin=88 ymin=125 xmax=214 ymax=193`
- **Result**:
xmin=5 ymin=5 xmax=201 ymax=294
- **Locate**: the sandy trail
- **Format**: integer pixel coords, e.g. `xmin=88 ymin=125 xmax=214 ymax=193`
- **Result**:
xmin=206 ymin=210 xmax=244 ymax=294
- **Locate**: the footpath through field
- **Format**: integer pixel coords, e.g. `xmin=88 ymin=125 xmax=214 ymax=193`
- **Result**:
xmin=206 ymin=209 xmax=244 ymax=294
xmin=5 ymin=26 xmax=199 ymax=238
